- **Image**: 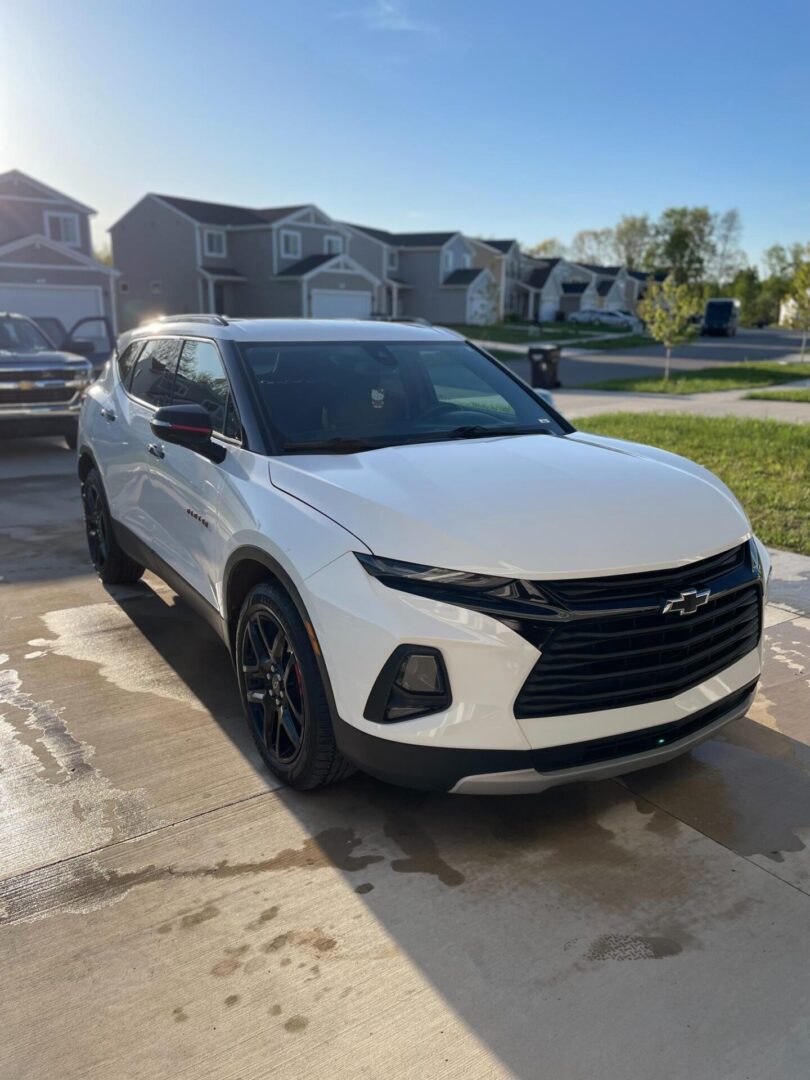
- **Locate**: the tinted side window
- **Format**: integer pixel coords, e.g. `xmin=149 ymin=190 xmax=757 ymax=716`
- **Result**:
xmin=117 ymin=341 xmax=143 ymax=387
xmin=129 ymin=338 xmax=182 ymax=407
xmin=174 ymin=339 xmax=240 ymax=438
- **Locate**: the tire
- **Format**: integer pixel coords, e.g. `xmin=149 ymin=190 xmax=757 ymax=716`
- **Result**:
xmin=64 ymin=423 xmax=78 ymax=450
xmin=236 ymin=581 xmax=355 ymax=790
xmin=82 ymin=467 xmax=144 ymax=584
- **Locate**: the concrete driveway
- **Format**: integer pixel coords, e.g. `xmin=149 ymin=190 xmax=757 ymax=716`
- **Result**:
xmin=2 ymin=438 xmax=809 ymax=1079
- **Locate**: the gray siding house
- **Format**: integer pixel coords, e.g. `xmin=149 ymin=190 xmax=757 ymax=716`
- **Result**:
xmin=111 ymin=196 xmax=384 ymax=329
xmin=345 ymin=224 xmax=497 ymax=325
xmin=111 ymin=192 xmax=498 ymax=329
xmin=0 ymin=169 xmax=118 ymax=331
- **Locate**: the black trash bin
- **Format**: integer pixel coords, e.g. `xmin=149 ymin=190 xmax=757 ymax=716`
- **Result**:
xmin=527 ymin=345 xmax=562 ymax=389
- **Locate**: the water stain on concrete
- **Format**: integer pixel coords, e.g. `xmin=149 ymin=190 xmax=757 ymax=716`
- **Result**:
xmin=384 ymin=814 xmax=465 ymax=887
xmin=283 ymin=1015 xmax=308 ymax=1033
xmin=627 ymin=721 xmax=810 ymax=863
xmin=180 ymin=903 xmax=220 ymax=929
xmin=269 ymin=1004 xmax=282 ymax=1016
xmin=172 ymin=1006 xmax=189 ymax=1023
xmin=262 ymin=932 xmax=293 ymax=953
xmin=0 ymin=827 xmax=382 ymax=925
xmin=584 ymin=933 xmax=683 ymax=962
xmin=355 ymin=883 xmax=374 ymax=895
xmin=247 ymin=905 xmax=279 ymax=929
xmin=224 ymin=995 xmax=239 ymax=1007
xmin=0 ymin=665 xmax=154 ymax=863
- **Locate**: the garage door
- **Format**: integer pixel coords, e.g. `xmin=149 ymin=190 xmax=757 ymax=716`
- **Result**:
xmin=310 ymin=289 xmax=372 ymax=319
xmin=0 ymin=284 xmax=103 ymax=326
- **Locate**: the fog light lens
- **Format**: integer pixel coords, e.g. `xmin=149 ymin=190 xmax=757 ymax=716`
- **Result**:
xmin=364 ymin=646 xmax=451 ymax=723
xmin=396 ymin=653 xmax=441 ymax=694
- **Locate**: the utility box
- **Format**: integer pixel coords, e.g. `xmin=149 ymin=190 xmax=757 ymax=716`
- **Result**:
xmin=527 ymin=345 xmax=562 ymax=389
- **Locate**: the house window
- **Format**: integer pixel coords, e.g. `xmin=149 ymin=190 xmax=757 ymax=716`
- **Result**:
xmin=119 ymin=281 xmax=130 ymax=293
xmin=45 ymin=211 xmax=80 ymax=247
xmin=203 ymin=229 xmax=227 ymax=258
xmin=387 ymin=249 xmax=398 ymax=272
xmin=324 ymin=234 xmax=343 ymax=255
xmin=442 ymin=250 xmax=454 ymax=275
xmin=281 ymin=230 xmax=302 ymax=259
xmin=151 ymin=281 xmax=163 ymax=295
xmin=462 ymin=253 xmax=472 ymax=268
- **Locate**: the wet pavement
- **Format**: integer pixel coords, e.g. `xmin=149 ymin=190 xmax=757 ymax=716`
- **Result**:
xmin=1 ymin=437 xmax=809 ymax=1079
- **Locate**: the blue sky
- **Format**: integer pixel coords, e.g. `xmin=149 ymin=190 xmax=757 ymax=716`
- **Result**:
xmin=2 ymin=0 xmax=809 ymax=266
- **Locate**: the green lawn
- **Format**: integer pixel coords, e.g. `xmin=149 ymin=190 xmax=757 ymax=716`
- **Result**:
xmin=449 ymin=320 xmax=631 ymax=343
xmin=577 ymin=413 xmax=810 ymax=555
xmin=745 ymin=388 xmax=810 ymax=403
xmin=584 ymin=361 xmax=810 ymax=394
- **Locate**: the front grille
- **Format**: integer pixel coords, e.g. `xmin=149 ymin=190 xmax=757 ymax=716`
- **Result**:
xmin=514 ymin=543 xmax=762 ymax=718
xmin=0 ymin=387 xmax=78 ymax=405
xmin=529 ymin=681 xmax=757 ymax=772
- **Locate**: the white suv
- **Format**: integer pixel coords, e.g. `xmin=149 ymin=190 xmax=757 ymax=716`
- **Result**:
xmin=78 ymin=317 xmax=767 ymax=793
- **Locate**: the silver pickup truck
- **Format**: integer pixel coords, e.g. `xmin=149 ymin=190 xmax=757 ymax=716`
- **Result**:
xmin=0 ymin=312 xmax=94 ymax=449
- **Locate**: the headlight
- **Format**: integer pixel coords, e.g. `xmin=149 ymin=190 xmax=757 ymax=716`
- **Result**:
xmin=355 ymin=553 xmax=514 ymax=592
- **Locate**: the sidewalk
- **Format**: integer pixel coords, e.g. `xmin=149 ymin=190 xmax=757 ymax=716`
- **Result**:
xmin=556 ymin=381 xmax=810 ymax=424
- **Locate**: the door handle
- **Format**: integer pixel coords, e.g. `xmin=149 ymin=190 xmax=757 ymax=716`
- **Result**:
xmin=100 ymin=407 xmax=116 ymax=422
xmin=147 ymin=443 xmax=165 ymax=460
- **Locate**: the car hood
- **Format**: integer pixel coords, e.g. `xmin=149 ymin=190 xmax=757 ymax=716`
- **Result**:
xmin=269 ymin=432 xmax=751 ymax=578
xmin=0 ymin=348 xmax=91 ymax=371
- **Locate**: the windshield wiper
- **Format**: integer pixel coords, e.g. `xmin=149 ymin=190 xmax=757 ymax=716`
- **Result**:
xmin=281 ymin=436 xmax=391 ymax=454
xmin=437 ymin=424 xmax=554 ymax=440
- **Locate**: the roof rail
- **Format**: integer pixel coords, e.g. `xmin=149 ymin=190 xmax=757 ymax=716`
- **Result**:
xmin=156 ymin=314 xmax=229 ymax=326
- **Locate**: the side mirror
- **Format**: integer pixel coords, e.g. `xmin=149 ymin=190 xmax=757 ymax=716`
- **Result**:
xmin=150 ymin=404 xmax=225 ymax=463
xmin=64 ymin=338 xmax=96 ymax=357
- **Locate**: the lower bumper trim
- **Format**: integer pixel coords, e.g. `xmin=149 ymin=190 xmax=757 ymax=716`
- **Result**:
xmin=334 ymin=681 xmax=758 ymax=794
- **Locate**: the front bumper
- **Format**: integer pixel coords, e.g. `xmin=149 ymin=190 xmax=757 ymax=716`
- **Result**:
xmin=333 ymin=680 xmax=757 ymax=793
xmin=303 ymin=548 xmax=765 ymax=791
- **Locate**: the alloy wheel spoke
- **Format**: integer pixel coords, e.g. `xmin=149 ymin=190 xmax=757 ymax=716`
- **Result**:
xmin=280 ymin=708 xmax=301 ymax=749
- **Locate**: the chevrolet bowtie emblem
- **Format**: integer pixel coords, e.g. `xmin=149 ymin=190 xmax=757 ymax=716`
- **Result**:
xmin=662 ymin=588 xmax=711 ymax=616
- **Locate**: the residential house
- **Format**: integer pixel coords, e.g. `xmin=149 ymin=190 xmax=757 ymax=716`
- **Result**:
xmin=0 ymin=169 xmax=118 ymax=331
xmin=626 ymin=268 xmax=668 ymax=308
xmin=346 ymin=224 xmax=498 ymax=325
xmin=111 ymin=196 xmax=386 ymax=328
xmin=516 ymin=256 xmax=587 ymax=321
xmin=112 ymin=194 xmax=498 ymax=329
xmin=469 ymin=238 xmax=521 ymax=320
xmin=573 ymin=264 xmax=633 ymax=312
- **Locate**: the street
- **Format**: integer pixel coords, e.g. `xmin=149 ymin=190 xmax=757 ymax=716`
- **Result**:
xmin=1 ymin=436 xmax=809 ymax=1079
xmin=502 ymin=327 xmax=808 ymax=389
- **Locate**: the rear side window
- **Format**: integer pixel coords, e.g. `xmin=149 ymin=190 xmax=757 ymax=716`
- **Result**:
xmin=129 ymin=338 xmax=182 ymax=407
xmin=117 ymin=341 xmax=143 ymax=387
xmin=174 ymin=338 xmax=240 ymax=439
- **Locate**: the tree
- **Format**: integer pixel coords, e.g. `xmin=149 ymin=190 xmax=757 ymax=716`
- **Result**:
xmin=763 ymin=242 xmax=809 ymax=279
xmin=784 ymin=261 xmax=810 ymax=356
xmin=727 ymin=267 xmax=760 ymax=325
xmin=710 ymin=209 xmax=746 ymax=283
xmin=527 ymin=238 xmax=566 ymax=258
xmin=637 ymin=275 xmax=701 ymax=379
xmin=569 ymin=228 xmax=615 ymax=266
xmin=612 ymin=214 xmax=652 ymax=270
xmin=648 ymin=206 xmax=715 ymax=284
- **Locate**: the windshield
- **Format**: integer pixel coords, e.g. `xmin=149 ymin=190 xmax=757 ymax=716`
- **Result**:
xmin=705 ymin=301 xmax=734 ymax=320
xmin=0 ymin=315 xmax=53 ymax=353
xmin=238 ymin=340 xmax=571 ymax=452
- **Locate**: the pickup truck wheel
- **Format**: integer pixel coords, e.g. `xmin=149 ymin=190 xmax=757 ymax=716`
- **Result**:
xmin=82 ymin=468 xmax=144 ymax=584
xmin=64 ymin=423 xmax=78 ymax=450
xmin=236 ymin=582 xmax=355 ymax=790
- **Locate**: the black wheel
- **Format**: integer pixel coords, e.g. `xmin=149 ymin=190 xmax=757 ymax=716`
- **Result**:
xmin=82 ymin=467 xmax=144 ymax=584
xmin=64 ymin=423 xmax=78 ymax=450
xmin=236 ymin=582 xmax=354 ymax=790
